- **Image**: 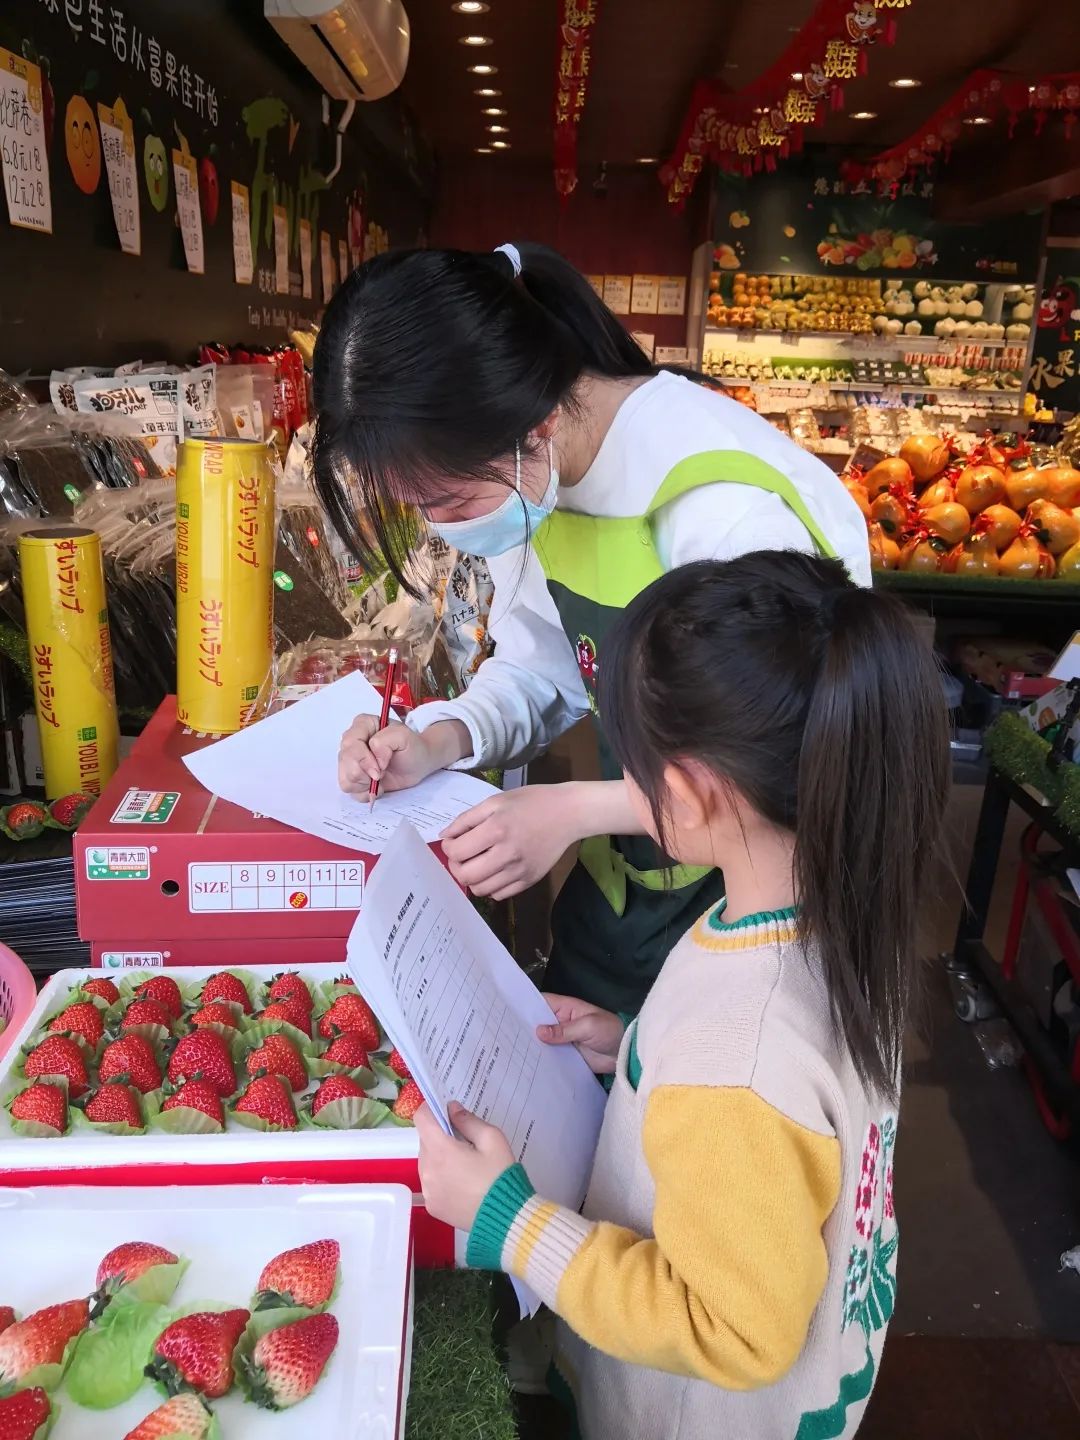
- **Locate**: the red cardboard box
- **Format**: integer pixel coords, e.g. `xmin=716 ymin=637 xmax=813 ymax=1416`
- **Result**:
xmin=75 ymin=699 xmax=449 ymax=963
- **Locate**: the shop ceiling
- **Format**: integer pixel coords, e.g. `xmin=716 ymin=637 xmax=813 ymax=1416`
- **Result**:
xmin=401 ymin=0 xmax=1080 ymax=175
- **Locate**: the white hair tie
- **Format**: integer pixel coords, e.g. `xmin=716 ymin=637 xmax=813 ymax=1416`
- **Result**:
xmin=493 ymin=243 xmax=522 ymax=278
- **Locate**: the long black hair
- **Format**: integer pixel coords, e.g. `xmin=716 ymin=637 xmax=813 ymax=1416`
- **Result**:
xmin=311 ymin=244 xmax=655 ymax=586
xmin=602 ymin=551 xmax=950 ymax=1099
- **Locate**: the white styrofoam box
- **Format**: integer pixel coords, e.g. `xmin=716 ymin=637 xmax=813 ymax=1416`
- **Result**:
xmin=0 ymin=1182 xmax=413 ymax=1439
xmin=0 ymin=964 xmax=419 ymax=1173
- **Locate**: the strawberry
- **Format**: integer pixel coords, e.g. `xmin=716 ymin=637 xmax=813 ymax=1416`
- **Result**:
xmin=268 ymin=972 xmax=314 ymax=1011
xmin=84 ymin=1082 xmax=143 ymax=1130
xmin=47 ymin=999 xmax=104 ymax=1049
xmin=146 ymin=1308 xmax=249 ymax=1400
xmin=9 ymin=1081 xmax=67 ymax=1135
xmin=135 ymin=977 xmax=183 ymax=1022
xmin=233 ymin=1074 xmax=297 ymax=1130
xmin=99 ymin=1035 xmax=162 ymax=1095
xmin=122 ymin=997 xmax=174 ymax=1033
xmin=2 ymin=801 xmax=47 ymax=841
xmin=392 ymin=1080 xmax=424 ymax=1123
xmin=322 ymin=1032 xmax=371 ymax=1070
xmin=167 ymin=1032 xmax=237 ymax=1098
xmin=0 ymin=1308 xmax=14 ymax=1334
xmin=311 ymin=1074 xmax=365 ymax=1118
xmin=123 ymin=1392 xmax=214 ymax=1440
xmin=0 ymin=1386 xmax=50 ymax=1439
xmin=96 ymin=1241 xmax=177 ymax=1300
xmin=161 ymin=1079 xmax=224 ymax=1131
xmin=317 ymin=992 xmax=379 ymax=1051
xmin=387 ymin=1048 xmax=412 ymax=1081
xmin=246 ymin=1034 xmax=307 ymax=1093
xmin=200 ymin=972 xmax=251 ymax=1014
xmin=333 ymin=973 xmax=356 ymax=987
xmin=47 ymin=793 xmax=94 ymax=830
xmin=23 ymin=1035 xmax=89 ymax=1098
xmin=0 ymin=1299 xmax=89 ymax=1387
xmin=82 ymin=977 xmax=120 ymax=1005
xmin=259 ymin=1000 xmax=312 ymax=1037
xmin=254 ymin=1239 xmax=339 ymax=1311
xmin=238 ymin=1311 xmax=339 ymax=1409
xmin=190 ymin=1001 xmax=240 ymax=1031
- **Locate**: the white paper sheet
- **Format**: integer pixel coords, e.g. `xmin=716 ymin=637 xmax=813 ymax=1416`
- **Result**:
xmin=348 ymin=823 xmax=607 ymax=1314
xmin=183 ymin=671 xmax=499 ymax=852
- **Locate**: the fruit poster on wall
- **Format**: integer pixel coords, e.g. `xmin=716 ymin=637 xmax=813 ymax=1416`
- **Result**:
xmin=712 ymin=162 xmax=1043 ymax=282
xmin=1030 ymin=246 xmax=1080 ymax=414
xmin=0 ymin=0 xmax=433 ymax=371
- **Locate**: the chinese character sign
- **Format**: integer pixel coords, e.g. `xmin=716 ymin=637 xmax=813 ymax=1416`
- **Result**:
xmin=97 ymin=98 xmax=140 ymax=254
xmin=1030 ymin=253 xmax=1080 ymax=412
xmin=0 ymin=46 xmax=53 ymax=233
xmin=172 ymin=148 xmax=204 ymax=274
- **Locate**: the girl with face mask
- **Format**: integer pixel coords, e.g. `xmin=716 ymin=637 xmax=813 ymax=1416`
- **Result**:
xmin=313 ymin=242 xmax=871 ymax=1017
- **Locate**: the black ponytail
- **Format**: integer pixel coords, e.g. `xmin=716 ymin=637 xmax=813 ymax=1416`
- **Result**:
xmin=312 ymin=243 xmax=654 ymax=587
xmin=601 ymin=552 xmax=950 ymax=1099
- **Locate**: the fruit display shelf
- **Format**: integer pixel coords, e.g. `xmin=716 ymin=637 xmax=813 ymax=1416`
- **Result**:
xmin=1 ymin=1182 xmax=413 ymax=1440
xmin=0 ymin=964 xmax=452 ymax=1265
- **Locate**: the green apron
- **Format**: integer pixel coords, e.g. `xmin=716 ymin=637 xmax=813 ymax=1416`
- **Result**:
xmin=531 ymin=449 xmax=834 ymax=1015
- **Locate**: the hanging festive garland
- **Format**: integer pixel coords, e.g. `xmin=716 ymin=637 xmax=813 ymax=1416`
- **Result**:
xmin=842 ymin=69 xmax=1080 ymax=190
xmin=552 ymin=0 xmax=601 ymax=199
xmin=659 ymin=0 xmax=910 ymax=208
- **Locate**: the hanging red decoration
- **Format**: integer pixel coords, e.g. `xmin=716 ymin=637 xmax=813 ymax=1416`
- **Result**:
xmin=552 ymin=0 xmax=601 ymax=200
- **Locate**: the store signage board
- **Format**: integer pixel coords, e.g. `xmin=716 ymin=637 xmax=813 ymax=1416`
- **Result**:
xmin=586 ymin=274 xmax=605 ymax=298
xmin=631 ymin=274 xmax=660 ymax=314
xmin=299 ymin=217 xmax=313 ymax=300
xmin=320 ymin=229 xmax=335 ymax=302
xmin=603 ymin=274 xmax=632 ymax=315
xmin=273 ymin=202 xmax=289 ymax=294
xmin=1029 ymin=245 xmax=1080 ymax=414
xmin=339 ymin=238 xmax=350 ymax=285
xmin=0 ymin=47 xmax=52 ymax=234
xmin=658 ymin=276 xmax=687 ymax=315
xmin=231 ymin=181 xmax=253 ymax=285
xmin=97 ymin=100 xmax=139 ymax=256
xmin=172 ymin=150 xmax=204 ymax=275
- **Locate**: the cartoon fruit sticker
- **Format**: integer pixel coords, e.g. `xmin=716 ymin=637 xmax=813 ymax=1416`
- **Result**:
xmin=65 ymin=94 xmax=101 ymax=194
xmin=143 ymin=132 xmax=169 ymax=212
xmin=198 ymin=154 xmax=219 ymax=225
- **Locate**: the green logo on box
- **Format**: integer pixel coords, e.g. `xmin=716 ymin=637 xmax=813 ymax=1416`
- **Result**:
xmin=242 ymin=685 xmax=259 ymax=702
xmin=77 ymin=726 xmax=97 ymax=742
xmin=178 ymin=502 xmax=190 ymax=518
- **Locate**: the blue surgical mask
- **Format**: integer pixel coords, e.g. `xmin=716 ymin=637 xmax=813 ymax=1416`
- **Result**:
xmin=426 ymin=441 xmax=559 ymax=556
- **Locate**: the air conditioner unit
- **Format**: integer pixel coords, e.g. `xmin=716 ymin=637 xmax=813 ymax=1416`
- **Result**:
xmin=265 ymin=0 xmax=410 ymax=101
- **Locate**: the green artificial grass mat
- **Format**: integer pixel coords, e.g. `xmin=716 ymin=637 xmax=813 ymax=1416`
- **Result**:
xmin=983 ymin=711 xmax=1080 ymax=842
xmin=407 ymin=1269 xmax=516 ymax=1440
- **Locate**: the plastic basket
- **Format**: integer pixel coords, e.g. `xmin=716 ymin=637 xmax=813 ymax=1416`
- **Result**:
xmin=0 ymin=944 xmax=36 ymax=1064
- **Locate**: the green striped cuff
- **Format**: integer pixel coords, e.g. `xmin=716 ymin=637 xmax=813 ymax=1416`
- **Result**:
xmin=466 ymin=1162 xmax=536 ymax=1271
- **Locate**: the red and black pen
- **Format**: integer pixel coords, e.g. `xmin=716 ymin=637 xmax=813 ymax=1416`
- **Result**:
xmin=369 ymin=646 xmax=399 ymax=811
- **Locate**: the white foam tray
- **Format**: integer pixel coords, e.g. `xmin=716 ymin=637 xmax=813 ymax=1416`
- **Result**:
xmin=0 ymin=1182 xmax=413 ymax=1439
xmin=0 ymin=965 xmax=419 ymax=1172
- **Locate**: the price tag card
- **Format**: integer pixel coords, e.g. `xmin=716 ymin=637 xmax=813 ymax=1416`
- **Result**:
xmin=338 ymin=237 xmax=349 ymax=285
xmin=658 ymin=276 xmax=687 ymax=316
xmin=231 ymin=180 xmax=253 ymax=284
xmin=585 ymin=274 xmax=605 ymax=298
xmin=654 ymin=345 xmax=688 ymax=364
xmin=172 ymin=150 xmax=204 ymax=274
xmin=603 ymin=275 xmax=632 ymax=315
xmin=274 ymin=203 xmax=289 ymax=293
xmin=631 ymin=275 xmax=659 ymax=314
xmin=299 ymin=217 xmax=313 ymax=300
xmin=98 ymin=99 xmax=139 ymax=255
xmin=0 ymin=47 xmax=52 ymax=233
xmin=320 ymin=229 xmax=335 ymax=302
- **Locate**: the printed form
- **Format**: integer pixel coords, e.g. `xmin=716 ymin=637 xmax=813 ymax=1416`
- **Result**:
xmin=349 ymin=823 xmax=607 ymax=1312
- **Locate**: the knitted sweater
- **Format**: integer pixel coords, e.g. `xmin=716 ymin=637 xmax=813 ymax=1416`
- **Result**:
xmin=468 ymin=905 xmax=899 ymax=1440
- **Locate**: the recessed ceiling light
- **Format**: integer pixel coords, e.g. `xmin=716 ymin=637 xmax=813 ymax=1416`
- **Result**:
xmin=475 ymin=146 xmax=493 ymax=153
xmin=889 ymin=77 xmax=921 ymax=88
xmin=486 ymin=123 xmax=508 ymax=133
xmin=491 ymin=140 xmax=510 ymax=149
xmin=453 ymin=1 xmax=489 ymax=11
xmin=636 ymin=156 xmax=658 ymax=163
xmin=850 ymin=111 xmax=877 ymax=120
xmin=964 ymin=115 xmax=992 ymax=125
xmin=459 ymin=34 xmax=492 ymax=46
xmin=468 ymin=63 xmax=497 ymax=73
xmin=1029 ymin=85 xmax=1036 ymax=93
xmin=791 ymin=72 xmax=803 ymax=81
xmin=481 ymin=107 xmax=506 ymax=115
xmin=474 ymin=87 xmax=501 ymax=96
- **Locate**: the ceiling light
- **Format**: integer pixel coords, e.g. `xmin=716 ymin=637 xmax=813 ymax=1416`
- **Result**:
xmin=1029 ymin=85 xmax=1036 ymax=93
xmin=487 ymin=123 xmax=508 ymax=133
xmin=491 ymin=140 xmax=509 ymax=148
xmin=889 ymin=77 xmax=921 ymax=88
xmin=850 ymin=111 xmax=877 ymax=120
xmin=459 ymin=34 xmax=492 ymax=46
xmin=964 ymin=115 xmax=992 ymax=125
xmin=453 ymin=1 xmax=489 ymax=11
xmin=636 ymin=156 xmax=658 ymax=163
xmin=468 ymin=63 xmax=497 ymax=73
xmin=474 ymin=87 xmax=501 ymax=96
xmin=791 ymin=72 xmax=803 ymax=81
xmin=475 ymin=146 xmax=493 ymax=153
xmin=481 ymin=107 xmax=506 ymax=115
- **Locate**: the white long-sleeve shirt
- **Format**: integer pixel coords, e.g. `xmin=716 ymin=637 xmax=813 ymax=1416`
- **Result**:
xmin=408 ymin=372 xmax=871 ymax=769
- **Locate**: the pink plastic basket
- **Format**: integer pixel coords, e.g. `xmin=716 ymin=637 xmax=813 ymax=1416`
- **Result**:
xmin=0 ymin=943 xmax=36 ymax=1064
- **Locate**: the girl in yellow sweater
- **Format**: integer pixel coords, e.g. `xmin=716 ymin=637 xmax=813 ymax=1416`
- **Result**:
xmin=416 ymin=550 xmax=949 ymax=1440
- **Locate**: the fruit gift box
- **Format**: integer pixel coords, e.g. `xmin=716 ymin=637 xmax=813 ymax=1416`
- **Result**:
xmin=0 ymin=965 xmax=449 ymax=1265
xmin=0 ymin=1181 xmax=414 ymax=1440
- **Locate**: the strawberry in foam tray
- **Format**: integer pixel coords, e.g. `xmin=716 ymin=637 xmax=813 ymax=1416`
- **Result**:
xmin=0 ymin=964 xmax=451 ymax=1267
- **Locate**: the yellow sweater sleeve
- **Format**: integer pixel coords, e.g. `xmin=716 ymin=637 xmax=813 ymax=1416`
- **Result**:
xmin=470 ymin=1086 xmax=840 ymax=1389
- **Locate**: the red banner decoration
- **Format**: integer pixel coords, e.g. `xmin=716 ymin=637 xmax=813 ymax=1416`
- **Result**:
xmin=843 ymin=68 xmax=1080 ymax=192
xmin=660 ymin=0 xmax=907 ymax=208
xmin=553 ymin=0 xmax=600 ymax=199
